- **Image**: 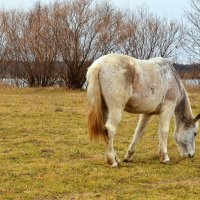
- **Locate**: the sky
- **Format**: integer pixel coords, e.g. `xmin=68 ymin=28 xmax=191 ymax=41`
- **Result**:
xmin=0 ymin=0 xmax=190 ymax=20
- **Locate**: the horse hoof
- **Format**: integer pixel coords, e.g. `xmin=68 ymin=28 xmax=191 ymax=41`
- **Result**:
xmin=124 ymin=154 xmax=133 ymax=162
xmin=116 ymin=160 xmax=121 ymax=166
xmin=123 ymin=158 xmax=133 ymax=163
xmin=111 ymin=162 xmax=118 ymax=168
xmin=115 ymin=157 xmax=121 ymax=165
xmin=160 ymin=158 xmax=170 ymax=164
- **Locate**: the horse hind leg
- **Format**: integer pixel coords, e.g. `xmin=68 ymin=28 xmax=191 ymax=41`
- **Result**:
xmin=105 ymin=108 xmax=122 ymax=167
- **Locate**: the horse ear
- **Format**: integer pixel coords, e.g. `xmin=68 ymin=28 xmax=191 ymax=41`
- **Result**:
xmin=194 ymin=114 xmax=200 ymax=123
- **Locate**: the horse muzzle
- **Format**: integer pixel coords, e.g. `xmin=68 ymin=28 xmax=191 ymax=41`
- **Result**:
xmin=188 ymin=153 xmax=194 ymax=158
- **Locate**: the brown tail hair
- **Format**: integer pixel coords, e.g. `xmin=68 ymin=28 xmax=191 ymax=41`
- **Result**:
xmin=86 ymin=63 xmax=106 ymax=141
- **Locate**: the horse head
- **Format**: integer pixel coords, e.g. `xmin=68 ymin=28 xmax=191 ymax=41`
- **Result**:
xmin=174 ymin=114 xmax=200 ymax=158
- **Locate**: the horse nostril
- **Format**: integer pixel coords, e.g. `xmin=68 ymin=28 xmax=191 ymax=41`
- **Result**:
xmin=188 ymin=153 xmax=194 ymax=158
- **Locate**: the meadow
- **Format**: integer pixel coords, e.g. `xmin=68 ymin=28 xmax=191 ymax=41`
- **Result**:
xmin=0 ymin=87 xmax=200 ymax=200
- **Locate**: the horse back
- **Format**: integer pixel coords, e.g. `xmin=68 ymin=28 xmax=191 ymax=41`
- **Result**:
xmin=97 ymin=54 xmax=182 ymax=114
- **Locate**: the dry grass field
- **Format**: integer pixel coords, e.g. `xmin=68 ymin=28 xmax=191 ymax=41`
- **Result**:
xmin=0 ymin=87 xmax=200 ymax=200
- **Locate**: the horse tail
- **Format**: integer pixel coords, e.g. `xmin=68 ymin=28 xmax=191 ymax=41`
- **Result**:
xmin=86 ymin=63 xmax=106 ymax=141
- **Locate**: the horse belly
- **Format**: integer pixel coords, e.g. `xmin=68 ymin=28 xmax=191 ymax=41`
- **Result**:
xmin=124 ymin=93 xmax=162 ymax=114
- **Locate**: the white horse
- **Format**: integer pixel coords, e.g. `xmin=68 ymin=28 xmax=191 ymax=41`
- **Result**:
xmin=86 ymin=53 xmax=200 ymax=167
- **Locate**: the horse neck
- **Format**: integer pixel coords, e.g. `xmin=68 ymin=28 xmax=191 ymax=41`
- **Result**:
xmin=175 ymin=88 xmax=193 ymax=127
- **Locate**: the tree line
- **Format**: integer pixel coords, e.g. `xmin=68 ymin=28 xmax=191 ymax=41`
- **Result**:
xmin=0 ymin=0 xmax=199 ymax=88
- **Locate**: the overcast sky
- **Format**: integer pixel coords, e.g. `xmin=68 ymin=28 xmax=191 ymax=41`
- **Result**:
xmin=0 ymin=0 xmax=190 ymax=20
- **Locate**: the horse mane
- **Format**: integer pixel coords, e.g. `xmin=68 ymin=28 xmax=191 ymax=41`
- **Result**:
xmin=175 ymin=87 xmax=194 ymax=125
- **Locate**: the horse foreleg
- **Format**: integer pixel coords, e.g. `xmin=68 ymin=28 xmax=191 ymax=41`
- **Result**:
xmin=105 ymin=108 xmax=122 ymax=167
xmin=159 ymin=104 xmax=174 ymax=163
xmin=124 ymin=114 xmax=151 ymax=162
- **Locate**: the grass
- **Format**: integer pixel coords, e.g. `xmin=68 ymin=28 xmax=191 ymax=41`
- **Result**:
xmin=0 ymin=87 xmax=200 ymax=200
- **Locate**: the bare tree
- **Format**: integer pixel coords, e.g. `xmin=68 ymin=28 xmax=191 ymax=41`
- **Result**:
xmin=58 ymin=0 xmax=124 ymax=89
xmin=6 ymin=2 xmax=61 ymax=87
xmin=0 ymin=11 xmax=9 ymax=77
xmin=2 ymin=1 xmax=186 ymax=88
xmin=185 ymin=0 xmax=200 ymax=62
xmin=119 ymin=8 xmax=184 ymax=60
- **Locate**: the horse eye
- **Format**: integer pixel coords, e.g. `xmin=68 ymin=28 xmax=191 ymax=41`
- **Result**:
xmin=194 ymin=132 xmax=197 ymax=137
